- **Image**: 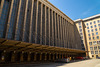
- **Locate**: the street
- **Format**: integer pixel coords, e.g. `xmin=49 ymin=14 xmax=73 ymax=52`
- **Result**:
xmin=1 ymin=59 xmax=100 ymax=67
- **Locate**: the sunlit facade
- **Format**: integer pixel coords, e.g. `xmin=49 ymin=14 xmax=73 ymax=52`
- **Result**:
xmin=0 ymin=0 xmax=85 ymax=63
xmin=75 ymin=14 xmax=100 ymax=58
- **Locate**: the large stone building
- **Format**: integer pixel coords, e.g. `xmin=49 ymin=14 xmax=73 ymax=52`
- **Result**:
xmin=0 ymin=0 xmax=85 ymax=63
xmin=75 ymin=14 xmax=100 ymax=58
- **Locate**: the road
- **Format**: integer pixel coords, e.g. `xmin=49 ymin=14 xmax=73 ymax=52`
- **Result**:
xmin=1 ymin=59 xmax=100 ymax=67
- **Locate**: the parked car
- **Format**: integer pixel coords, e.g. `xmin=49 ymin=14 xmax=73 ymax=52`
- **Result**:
xmin=75 ymin=57 xmax=84 ymax=60
xmin=55 ymin=58 xmax=70 ymax=63
xmin=97 ymin=57 xmax=100 ymax=59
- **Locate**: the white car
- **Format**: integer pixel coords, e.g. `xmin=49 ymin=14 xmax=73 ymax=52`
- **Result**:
xmin=55 ymin=58 xmax=70 ymax=63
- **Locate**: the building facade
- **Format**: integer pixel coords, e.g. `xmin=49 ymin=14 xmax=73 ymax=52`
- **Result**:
xmin=0 ymin=0 xmax=85 ymax=63
xmin=75 ymin=14 xmax=100 ymax=58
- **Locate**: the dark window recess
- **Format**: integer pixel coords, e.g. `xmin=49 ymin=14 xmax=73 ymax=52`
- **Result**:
xmin=0 ymin=0 xmax=1 ymax=5
xmin=6 ymin=0 xmax=10 ymax=2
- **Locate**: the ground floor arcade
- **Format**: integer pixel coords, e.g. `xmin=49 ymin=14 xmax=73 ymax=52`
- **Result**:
xmin=0 ymin=38 xmax=86 ymax=63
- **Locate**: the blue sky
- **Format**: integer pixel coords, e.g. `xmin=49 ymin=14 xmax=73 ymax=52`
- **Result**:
xmin=48 ymin=0 xmax=100 ymax=20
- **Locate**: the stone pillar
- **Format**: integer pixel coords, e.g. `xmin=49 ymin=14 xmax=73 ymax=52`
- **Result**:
xmin=45 ymin=53 xmax=47 ymax=61
xmin=28 ymin=53 xmax=31 ymax=62
xmin=40 ymin=53 xmax=42 ymax=61
xmin=59 ymin=54 xmax=61 ymax=59
xmin=11 ymin=52 xmax=16 ymax=62
xmin=65 ymin=54 xmax=67 ymax=58
xmin=0 ymin=51 xmax=6 ymax=62
xmin=20 ymin=52 xmax=24 ymax=62
xmin=53 ymin=54 xmax=55 ymax=60
xmin=56 ymin=53 xmax=58 ymax=59
xmin=34 ymin=53 xmax=37 ymax=61
xmin=62 ymin=54 xmax=63 ymax=59
xmin=49 ymin=54 xmax=51 ymax=61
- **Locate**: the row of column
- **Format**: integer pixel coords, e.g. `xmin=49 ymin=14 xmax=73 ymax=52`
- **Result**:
xmin=0 ymin=51 xmax=76 ymax=63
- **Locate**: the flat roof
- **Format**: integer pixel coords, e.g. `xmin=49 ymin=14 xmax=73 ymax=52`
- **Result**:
xmin=74 ymin=14 xmax=100 ymax=22
xmin=83 ymin=14 xmax=100 ymax=21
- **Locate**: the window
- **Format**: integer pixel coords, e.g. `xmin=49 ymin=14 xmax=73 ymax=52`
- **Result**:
xmin=89 ymin=37 xmax=91 ymax=40
xmin=81 ymin=40 xmax=83 ymax=44
xmin=97 ymin=41 xmax=100 ymax=44
xmin=92 ymin=33 xmax=94 ymax=36
xmin=94 ymin=25 xmax=97 ymax=27
xmin=98 ymin=46 xmax=100 ymax=50
xmin=94 ymin=21 xmax=96 ymax=24
xmin=90 ymin=22 xmax=92 ymax=25
xmin=91 ymin=26 xmax=93 ymax=28
xmin=89 ymin=42 xmax=92 ymax=45
xmin=91 ymin=29 xmax=93 ymax=32
xmin=81 ymin=36 xmax=83 ymax=39
xmin=86 ymin=23 xmax=88 ymax=26
xmin=95 ymin=51 xmax=98 ymax=54
xmin=80 ymin=29 xmax=82 ymax=32
xmin=80 ymin=33 xmax=83 ymax=35
xmin=94 ymin=46 xmax=97 ymax=50
xmin=88 ymin=30 xmax=90 ymax=33
xmin=96 ymin=32 xmax=98 ymax=35
xmin=90 ymin=47 xmax=93 ymax=50
xmin=98 ymin=24 xmax=100 ymax=26
xmin=87 ymin=27 xmax=89 ymax=29
xmin=91 ymin=51 xmax=94 ymax=54
xmin=93 ymin=41 xmax=96 ymax=45
xmin=79 ymin=26 xmax=81 ymax=28
xmin=93 ymin=37 xmax=95 ymax=40
xmin=97 ymin=36 xmax=99 ymax=39
xmin=88 ymin=34 xmax=90 ymax=36
xmin=97 ymin=20 xmax=100 ymax=23
xmin=95 ymin=29 xmax=97 ymax=31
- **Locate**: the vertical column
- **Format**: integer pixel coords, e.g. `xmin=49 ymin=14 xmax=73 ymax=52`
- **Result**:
xmin=53 ymin=54 xmax=55 ymax=60
xmin=40 ymin=4 xmax=43 ymax=44
xmin=58 ymin=15 xmax=60 ymax=47
xmin=59 ymin=16 xmax=62 ymax=47
xmin=67 ymin=22 xmax=69 ymax=48
xmin=61 ymin=18 xmax=63 ymax=47
xmin=0 ymin=0 xmax=4 ymax=17
xmin=34 ymin=53 xmax=37 ymax=61
xmin=62 ymin=54 xmax=64 ymax=59
xmin=69 ymin=23 xmax=71 ymax=48
xmin=63 ymin=19 xmax=65 ymax=48
xmin=11 ymin=52 xmax=16 ymax=62
xmin=29 ymin=0 xmax=34 ymax=43
xmin=49 ymin=53 xmax=51 ymax=61
xmin=65 ymin=21 xmax=67 ymax=48
xmin=0 ymin=51 xmax=6 ymax=62
xmin=20 ymin=52 xmax=24 ymax=62
xmin=40 ymin=53 xmax=42 ymax=61
xmin=14 ymin=0 xmax=22 ymax=40
xmin=35 ymin=0 xmax=39 ymax=43
xmin=5 ymin=0 xmax=14 ymax=38
xmin=56 ymin=53 xmax=58 ymax=59
xmin=52 ymin=10 xmax=54 ymax=46
xmin=55 ymin=12 xmax=57 ymax=46
xmin=44 ymin=6 xmax=47 ymax=45
xmin=66 ymin=21 xmax=69 ymax=48
xmin=64 ymin=20 xmax=66 ymax=48
xmin=48 ymin=8 xmax=50 ymax=46
xmin=61 ymin=17 xmax=64 ymax=47
xmin=28 ymin=53 xmax=31 ymax=62
xmin=45 ymin=53 xmax=47 ymax=61
xmin=22 ymin=0 xmax=28 ymax=41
